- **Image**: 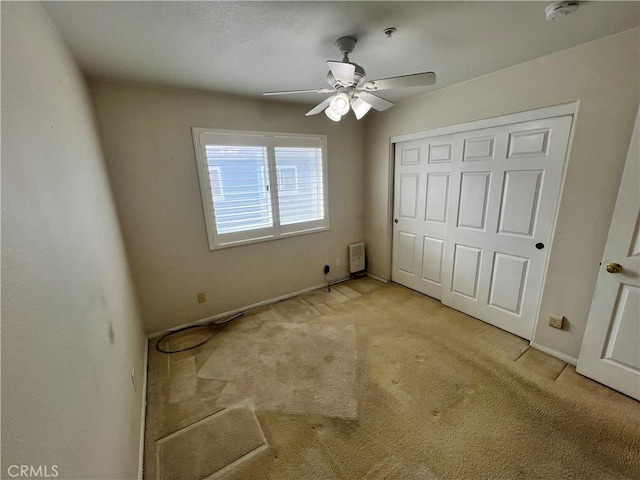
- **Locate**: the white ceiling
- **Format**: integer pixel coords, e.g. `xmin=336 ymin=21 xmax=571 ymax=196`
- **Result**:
xmin=43 ymin=1 xmax=640 ymax=107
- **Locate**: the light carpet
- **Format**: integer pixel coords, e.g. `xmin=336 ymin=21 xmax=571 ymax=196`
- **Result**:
xmin=156 ymin=399 xmax=266 ymax=480
xmin=197 ymin=322 xmax=357 ymax=419
xmin=144 ymin=278 xmax=640 ymax=479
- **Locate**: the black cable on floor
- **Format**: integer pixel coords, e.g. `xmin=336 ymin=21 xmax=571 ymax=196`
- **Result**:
xmin=155 ymin=312 xmax=244 ymax=354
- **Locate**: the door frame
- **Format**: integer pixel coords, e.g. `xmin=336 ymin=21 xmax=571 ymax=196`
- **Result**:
xmin=386 ymin=102 xmax=578 ymax=339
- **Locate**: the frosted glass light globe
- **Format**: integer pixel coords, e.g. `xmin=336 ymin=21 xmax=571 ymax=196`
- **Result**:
xmin=325 ymin=106 xmax=342 ymax=122
xmin=329 ymin=93 xmax=350 ymax=116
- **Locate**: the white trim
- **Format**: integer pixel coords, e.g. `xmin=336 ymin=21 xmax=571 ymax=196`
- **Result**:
xmin=327 ymin=274 xmax=352 ymax=287
xmin=138 ymin=338 xmax=149 ymax=480
xmin=390 ymin=102 xmax=578 ymax=144
xmin=530 ymin=342 xmax=578 ymax=366
xmin=147 ymin=277 xmax=351 ymax=339
xmin=365 ymin=271 xmax=389 ymax=284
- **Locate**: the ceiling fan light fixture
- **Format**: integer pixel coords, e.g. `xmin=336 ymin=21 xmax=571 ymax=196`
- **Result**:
xmin=329 ymin=92 xmax=350 ymax=116
xmin=351 ymin=97 xmax=372 ymax=120
xmin=324 ymin=106 xmax=342 ymax=122
xmin=263 ymin=36 xmax=436 ymax=122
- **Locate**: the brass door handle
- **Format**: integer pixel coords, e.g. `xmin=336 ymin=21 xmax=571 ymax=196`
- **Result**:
xmin=606 ymin=263 xmax=623 ymax=273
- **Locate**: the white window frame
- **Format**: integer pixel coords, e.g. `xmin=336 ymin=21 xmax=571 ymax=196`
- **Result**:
xmin=192 ymin=127 xmax=329 ymax=250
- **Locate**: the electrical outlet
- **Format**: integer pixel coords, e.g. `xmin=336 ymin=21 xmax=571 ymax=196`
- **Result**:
xmin=336 ymin=257 xmax=341 ymax=266
xmin=324 ymin=265 xmax=330 ymax=274
xmin=549 ymin=314 xmax=564 ymax=329
xmin=130 ymin=368 xmax=137 ymax=392
xmin=197 ymin=292 xmax=206 ymax=303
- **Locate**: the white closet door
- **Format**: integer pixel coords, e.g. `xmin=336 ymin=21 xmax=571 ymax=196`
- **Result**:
xmin=392 ymin=136 xmax=457 ymax=299
xmin=441 ymin=115 xmax=573 ymax=339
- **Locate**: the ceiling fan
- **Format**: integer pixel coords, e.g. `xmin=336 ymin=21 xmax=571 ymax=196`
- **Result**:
xmin=263 ymin=36 xmax=436 ymax=121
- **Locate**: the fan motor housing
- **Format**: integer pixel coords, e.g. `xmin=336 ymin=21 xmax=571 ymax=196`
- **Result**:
xmin=327 ymin=63 xmax=366 ymax=88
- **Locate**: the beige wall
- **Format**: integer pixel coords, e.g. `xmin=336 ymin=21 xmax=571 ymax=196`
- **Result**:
xmin=364 ymin=28 xmax=639 ymax=361
xmin=90 ymin=81 xmax=365 ymax=333
xmin=1 ymin=3 xmax=147 ymax=478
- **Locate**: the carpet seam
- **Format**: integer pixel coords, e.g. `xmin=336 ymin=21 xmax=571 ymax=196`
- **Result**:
xmin=513 ymin=346 xmax=531 ymax=362
xmin=299 ymin=295 xmax=323 ymax=316
xmin=553 ymin=362 xmax=569 ymax=382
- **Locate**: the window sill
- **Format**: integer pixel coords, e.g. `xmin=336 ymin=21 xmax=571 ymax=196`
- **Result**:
xmin=208 ymin=225 xmax=329 ymax=251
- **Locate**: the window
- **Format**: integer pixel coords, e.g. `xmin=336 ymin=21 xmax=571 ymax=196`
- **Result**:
xmin=192 ymin=128 xmax=328 ymax=249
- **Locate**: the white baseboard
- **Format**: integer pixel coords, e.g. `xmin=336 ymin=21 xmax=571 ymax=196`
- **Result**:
xmin=327 ymin=274 xmax=352 ymax=286
xmin=147 ymin=277 xmax=351 ymax=339
xmin=365 ymin=272 xmax=389 ymax=284
xmin=530 ymin=342 xmax=578 ymax=366
xmin=138 ymin=337 xmax=149 ymax=479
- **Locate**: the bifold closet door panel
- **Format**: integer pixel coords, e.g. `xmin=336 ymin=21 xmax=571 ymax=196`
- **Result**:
xmin=441 ymin=115 xmax=573 ymax=339
xmin=392 ymin=113 xmax=573 ymax=340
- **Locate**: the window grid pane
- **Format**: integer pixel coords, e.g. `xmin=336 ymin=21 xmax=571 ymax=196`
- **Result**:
xmin=205 ymin=145 xmax=273 ymax=234
xmin=274 ymin=147 xmax=324 ymax=226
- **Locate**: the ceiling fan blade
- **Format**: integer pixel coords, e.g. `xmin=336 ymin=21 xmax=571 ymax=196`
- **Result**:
xmin=357 ymin=92 xmax=394 ymax=112
xmin=264 ymin=88 xmax=334 ymax=96
xmin=305 ymin=97 xmax=333 ymax=116
xmin=365 ymin=72 xmax=436 ymax=91
xmin=327 ymin=61 xmax=356 ymax=85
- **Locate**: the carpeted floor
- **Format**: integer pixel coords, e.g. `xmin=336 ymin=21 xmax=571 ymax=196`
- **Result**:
xmin=144 ymin=278 xmax=640 ymax=480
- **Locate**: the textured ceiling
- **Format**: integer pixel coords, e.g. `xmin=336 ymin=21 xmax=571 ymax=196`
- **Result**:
xmin=43 ymin=1 xmax=640 ymax=106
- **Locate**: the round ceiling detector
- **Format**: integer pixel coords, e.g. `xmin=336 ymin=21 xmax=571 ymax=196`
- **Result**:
xmin=545 ymin=1 xmax=579 ymax=21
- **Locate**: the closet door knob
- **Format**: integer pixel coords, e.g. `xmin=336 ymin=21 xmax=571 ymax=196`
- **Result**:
xmin=535 ymin=242 xmax=544 ymax=250
xmin=394 ymin=219 xmax=399 ymax=224
xmin=606 ymin=263 xmax=623 ymax=274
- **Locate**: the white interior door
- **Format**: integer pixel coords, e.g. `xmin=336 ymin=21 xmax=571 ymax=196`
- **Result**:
xmin=441 ymin=115 xmax=572 ymax=339
xmin=392 ymin=136 xmax=455 ymax=299
xmin=392 ymin=110 xmax=573 ymax=340
xmin=577 ymin=109 xmax=640 ymax=400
